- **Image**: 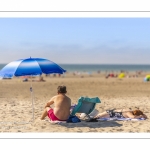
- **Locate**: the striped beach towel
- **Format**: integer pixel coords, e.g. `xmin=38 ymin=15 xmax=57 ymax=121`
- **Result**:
xmin=97 ymin=117 xmax=146 ymax=121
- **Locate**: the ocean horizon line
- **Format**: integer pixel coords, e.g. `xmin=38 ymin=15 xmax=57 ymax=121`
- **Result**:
xmin=0 ymin=63 xmax=150 ymax=72
xmin=59 ymin=64 xmax=150 ymax=65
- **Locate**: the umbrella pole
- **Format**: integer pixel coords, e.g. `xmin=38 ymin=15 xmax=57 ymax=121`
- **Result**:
xmin=30 ymin=77 xmax=35 ymax=121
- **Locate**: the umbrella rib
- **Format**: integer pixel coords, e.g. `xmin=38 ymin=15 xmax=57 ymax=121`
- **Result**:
xmin=6 ymin=59 xmax=24 ymax=77
xmin=34 ymin=60 xmax=43 ymax=75
xmin=14 ymin=60 xmax=24 ymax=73
xmin=42 ymin=58 xmax=66 ymax=73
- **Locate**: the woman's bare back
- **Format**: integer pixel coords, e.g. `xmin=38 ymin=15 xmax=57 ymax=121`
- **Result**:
xmin=53 ymin=94 xmax=71 ymax=120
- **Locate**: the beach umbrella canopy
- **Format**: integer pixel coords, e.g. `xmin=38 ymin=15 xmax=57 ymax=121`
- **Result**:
xmin=0 ymin=57 xmax=66 ymax=121
xmin=144 ymin=75 xmax=150 ymax=82
xmin=0 ymin=57 xmax=66 ymax=78
xmin=146 ymin=75 xmax=150 ymax=79
xmin=118 ymin=73 xmax=125 ymax=78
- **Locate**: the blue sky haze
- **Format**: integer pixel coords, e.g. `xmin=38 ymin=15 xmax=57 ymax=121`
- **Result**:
xmin=0 ymin=18 xmax=150 ymax=64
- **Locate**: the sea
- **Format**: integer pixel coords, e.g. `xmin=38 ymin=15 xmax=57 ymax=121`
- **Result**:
xmin=1 ymin=64 xmax=149 ymax=73
xmin=60 ymin=64 xmax=150 ymax=73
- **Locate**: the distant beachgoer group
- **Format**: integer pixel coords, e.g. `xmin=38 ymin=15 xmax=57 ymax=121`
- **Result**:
xmin=105 ymin=70 xmax=142 ymax=79
xmin=105 ymin=73 xmax=118 ymax=78
xmin=22 ymin=76 xmax=46 ymax=82
xmin=32 ymin=76 xmax=45 ymax=82
xmin=72 ymin=71 xmax=93 ymax=78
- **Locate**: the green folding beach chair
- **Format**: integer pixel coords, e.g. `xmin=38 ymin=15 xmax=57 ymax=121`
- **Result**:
xmin=71 ymin=96 xmax=101 ymax=119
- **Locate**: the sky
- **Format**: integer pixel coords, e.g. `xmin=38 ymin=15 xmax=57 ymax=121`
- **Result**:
xmin=0 ymin=18 xmax=150 ymax=64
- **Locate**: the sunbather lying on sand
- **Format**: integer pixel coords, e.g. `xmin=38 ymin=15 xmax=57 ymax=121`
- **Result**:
xmin=32 ymin=76 xmax=45 ymax=82
xmin=94 ymin=109 xmax=147 ymax=119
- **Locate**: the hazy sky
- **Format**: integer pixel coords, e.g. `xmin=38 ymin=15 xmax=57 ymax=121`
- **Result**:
xmin=0 ymin=18 xmax=150 ymax=64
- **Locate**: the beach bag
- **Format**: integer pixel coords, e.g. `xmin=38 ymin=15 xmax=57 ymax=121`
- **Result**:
xmin=66 ymin=115 xmax=81 ymax=123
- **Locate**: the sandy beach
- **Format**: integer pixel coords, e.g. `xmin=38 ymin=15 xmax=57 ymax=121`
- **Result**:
xmin=0 ymin=72 xmax=150 ymax=133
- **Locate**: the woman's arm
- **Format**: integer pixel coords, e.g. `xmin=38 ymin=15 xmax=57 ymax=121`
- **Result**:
xmin=142 ymin=114 xmax=148 ymax=119
xmin=44 ymin=97 xmax=54 ymax=108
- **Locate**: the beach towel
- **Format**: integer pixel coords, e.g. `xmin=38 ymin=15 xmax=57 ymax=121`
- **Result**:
xmin=47 ymin=115 xmax=81 ymax=124
xmin=97 ymin=117 xmax=146 ymax=121
xmin=41 ymin=118 xmax=66 ymax=124
xmin=48 ymin=120 xmax=66 ymax=124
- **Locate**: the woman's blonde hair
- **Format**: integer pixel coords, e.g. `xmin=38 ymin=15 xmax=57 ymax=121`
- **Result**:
xmin=132 ymin=109 xmax=143 ymax=116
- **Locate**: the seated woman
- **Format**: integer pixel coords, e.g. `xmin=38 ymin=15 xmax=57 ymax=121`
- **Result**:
xmin=38 ymin=76 xmax=45 ymax=82
xmin=23 ymin=78 xmax=28 ymax=82
xmin=94 ymin=108 xmax=147 ymax=119
xmin=32 ymin=76 xmax=45 ymax=82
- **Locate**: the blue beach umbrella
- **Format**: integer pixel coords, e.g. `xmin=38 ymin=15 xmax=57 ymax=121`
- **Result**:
xmin=0 ymin=57 xmax=66 ymax=121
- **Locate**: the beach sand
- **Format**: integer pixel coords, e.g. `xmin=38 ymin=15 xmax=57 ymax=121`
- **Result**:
xmin=0 ymin=72 xmax=150 ymax=133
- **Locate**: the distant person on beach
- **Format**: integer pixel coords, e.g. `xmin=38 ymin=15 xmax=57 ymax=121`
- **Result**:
xmin=23 ymin=78 xmax=28 ymax=82
xmin=105 ymin=73 xmax=117 ymax=78
xmin=40 ymin=85 xmax=71 ymax=121
xmin=32 ymin=76 xmax=45 ymax=82
xmin=38 ymin=76 xmax=45 ymax=81
xmin=94 ymin=108 xmax=147 ymax=119
xmin=22 ymin=76 xmax=29 ymax=82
